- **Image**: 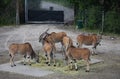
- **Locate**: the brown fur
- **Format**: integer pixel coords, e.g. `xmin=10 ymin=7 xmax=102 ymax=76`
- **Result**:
xmin=65 ymin=45 xmax=91 ymax=72
xmin=46 ymin=32 xmax=67 ymax=43
xmin=76 ymin=33 xmax=102 ymax=54
xmin=39 ymin=29 xmax=67 ymax=46
xmin=62 ymin=36 xmax=73 ymax=56
xmin=8 ymin=42 xmax=39 ymax=67
xmin=43 ymin=39 xmax=56 ymax=66
xmin=39 ymin=31 xmax=67 ymax=54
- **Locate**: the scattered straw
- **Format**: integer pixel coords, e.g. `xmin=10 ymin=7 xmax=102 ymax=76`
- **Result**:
xmin=31 ymin=55 xmax=88 ymax=75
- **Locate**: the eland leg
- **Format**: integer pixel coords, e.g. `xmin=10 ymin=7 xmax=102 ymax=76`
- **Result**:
xmin=27 ymin=56 xmax=31 ymax=66
xmin=85 ymin=60 xmax=90 ymax=72
xmin=10 ymin=55 xmax=16 ymax=67
xmin=45 ymin=53 xmax=49 ymax=64
xmin=73 ymin=59 xmax=78 ymax=71
xmin=48 ymin=54 xmax=51 ymax=66
xmin=52 ymin=52 xmax=56 ymax=66
xmin=92 ymin=47 xmax=97 ymax=55
xmin=23 ymin=55 xmax=26 ymax=65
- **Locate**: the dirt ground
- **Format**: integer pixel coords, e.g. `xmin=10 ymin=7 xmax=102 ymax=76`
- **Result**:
xmin=0 ymin=24 xmax=120 ymax=79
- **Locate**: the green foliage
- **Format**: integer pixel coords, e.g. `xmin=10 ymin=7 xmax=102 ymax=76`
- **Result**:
xmin=105 ymin=10 xmax=120 ymax=34
xmin=0 ymin=0 xmax=11 ymax=15
xmin=72 ymin=0 xmax=120 ymax=34
xmin=87 ymin=6 xmax=102 ymax=30
xmin=0 ymin=0 xmax=16 ymax=26
xmin=0 ymin=0 xmax=119 ymax=34
xmin=0 ymin=13 xmax=16 ymax=26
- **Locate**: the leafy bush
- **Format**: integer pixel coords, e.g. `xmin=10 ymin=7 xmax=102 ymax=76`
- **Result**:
xmin=87 ymin=6 xmax=102 ymax=30
xmin=105 ymin=10 xmax=120 ymax=34
xmin=0 ymin=0 xmax=16 ymax=26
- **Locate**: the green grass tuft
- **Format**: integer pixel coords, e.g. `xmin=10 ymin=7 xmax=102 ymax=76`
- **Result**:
xmin=31 ymin=55 xmax=88 ymax=75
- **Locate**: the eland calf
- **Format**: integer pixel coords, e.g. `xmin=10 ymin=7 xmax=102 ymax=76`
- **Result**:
xmin=42 ymin=39 xmax=56 ymax=66
xmin=8 ymin=42 xmax=39 ymax=67
xmin=76 ymin=33 xmax=102 ymax=54
xmin=39 ymin=28 xmax=67 ymax=53
xmin=65 ymin=45 xmax=91 ymax=72
xmin=62 ymin=36 xmax=73 ymax=57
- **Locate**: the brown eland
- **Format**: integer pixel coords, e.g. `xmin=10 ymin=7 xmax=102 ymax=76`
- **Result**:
xmin=8 ymin=42 xmax=39 ymax=67
xmin=76 ymin=33 xmax=102 ymax=54
xmin=65 ymin=45 xmax=91 ymax=72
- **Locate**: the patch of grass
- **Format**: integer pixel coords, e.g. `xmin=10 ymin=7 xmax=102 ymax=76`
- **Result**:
xmin=28 ymin=54 xmax=105 ymax=76
xmin=31 ymin=55 xmax=88 ymax=75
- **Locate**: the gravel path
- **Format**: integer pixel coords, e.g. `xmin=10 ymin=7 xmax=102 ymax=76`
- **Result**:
xmin=0 ymin=61 xmax=54 ymax=77
xmin=0 ymin=24 xmax=78 ymax=53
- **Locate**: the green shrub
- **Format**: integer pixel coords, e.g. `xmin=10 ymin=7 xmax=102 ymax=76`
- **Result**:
xmin=0 ymin=0 xmax=16 ymax=26
xmin=105 ymin=10 xmax=120 ymax=34
xmin=86 ymin=6 xmax=102 ymax=30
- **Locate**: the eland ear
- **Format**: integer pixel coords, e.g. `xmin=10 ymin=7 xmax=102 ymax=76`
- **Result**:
xmin=45 ymin=28 xmax=49 ymax=33
xmin=39 ymin=28 xmax=49 ymax=38
xmin=40 ymin=28 xmax=49 ymax=36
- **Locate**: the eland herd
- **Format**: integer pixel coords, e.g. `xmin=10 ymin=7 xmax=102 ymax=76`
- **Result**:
xmin=8 ymin=28 xmax=102 ymax=72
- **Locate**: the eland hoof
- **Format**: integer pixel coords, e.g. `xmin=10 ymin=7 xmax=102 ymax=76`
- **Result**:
xmin=54 ymin=64 xmax=56 ymax=67
xmin=11 ymin=65 xmax=13 ymax=67
xmin=48 ymin=64 xmax=50 ymax=66
xmin=95 ymin=53 xmax=98 ymax=55
xmin=24 ymin=64 xmax=26 ymax=65
xmin=45 ymin=62 xmax=48 ymax=64
xmin=85 ymin=70 xmax=90 ymax=72
xmin=75 ymin=69 xmax=78 ymax=71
